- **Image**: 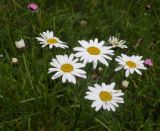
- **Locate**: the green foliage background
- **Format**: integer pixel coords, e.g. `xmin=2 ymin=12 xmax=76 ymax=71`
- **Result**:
xmin=0 ymin=0 xmax=160 ymax=130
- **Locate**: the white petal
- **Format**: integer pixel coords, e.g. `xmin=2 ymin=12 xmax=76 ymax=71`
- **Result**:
xmin=62 ymin=74 xmax=67 ymax=83
xmin=113 ymin=92 xmax=124 ymax=97
xmin=74 ymin=47 xmax=86 ymax=52
xmin=111 ymin=101 xmax=119 ymax=107
xmin=48 ymin=68 xmax=59 ymax=73
xmin=73 ymin=63 xmax=85 ymax=68
xmin=74 ymin=69 xmax=86 ymax=74
xmin=110 ymin=82 xmax=115 ymax=89
xmin=69 ymin=54 xmax=74 ymax=62
xmin=49 ymin=44 xmax=53 ymax=49
xmin=93 ymin=61 xmax=98 ymax=69
xmin=95 ymin=102 xmax=103 ymax=111
xmin=71 ymin=71 xmax=87 ymax=79
xmin=120 ymin=45 xmax=128 ymax=49
xmin=99 ymin=57 xmax=109 ymax=66
xmin=91 ymin=100 xmax=99 ymax=107
xmin=51 ymin=72 xmax=63 ymax=80
xmin=125 ymin=69 xmax=130 ymax=77
xmin=78 ymin=40 xmax=89 ymax=48
xmin=67 ymin=74 xmax=76 ymax=84
xmin=85 ymin=94 xmax=97 ymax=100
xmin=135 ymin=69 xmax=142 ymax=75
xmin=88 ymin=86 xmax=97 ymax=92
xmin=108 ymin=103 xmax=116 ymax=112
xmin=42 ymin=44 xmax=48 ymax=48
xmin=51 ymin=59 xmax=61 ymax=68
xmin=115 ymin=66 xmax=123 ymax=71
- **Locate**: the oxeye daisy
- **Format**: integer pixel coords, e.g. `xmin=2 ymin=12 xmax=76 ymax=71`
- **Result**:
xmin=48 ymin=54 xmax=87 ymax=84
xmin=36 ymin=30 xmax=68 ymax=49
xmin=115 ymin=54 xmax=147 ymax=77
xmin=85 ymin=82 xmax=124 ymax=111
xmin=73 ymin=38 xmax=114 ymax=69
xmin=108 ymin=36 xmax=127 ymax=49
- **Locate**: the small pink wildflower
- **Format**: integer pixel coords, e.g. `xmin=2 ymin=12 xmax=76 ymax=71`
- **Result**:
xmin=27 ymin=3 xmax=38 ymax=11
xmin=144 ymin=59 xmax=153 ymax=66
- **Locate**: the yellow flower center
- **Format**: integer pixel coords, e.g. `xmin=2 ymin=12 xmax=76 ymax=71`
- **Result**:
xmin=47 ymin=38 xmax=58 ymax=44
xmin=87 ymin=46 xmax=100 ymax=55
xmin=99 ymin=91 xmax=112 ymax=101
xmin=126 ymin=61 xmax=136 ymax=68
xmin=61 ymin=64 xmax=73 ymax=72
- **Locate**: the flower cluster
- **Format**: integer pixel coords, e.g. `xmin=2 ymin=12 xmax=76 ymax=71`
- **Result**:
xmin=36 ymin=30 xmax=149 ymax=111
xmin=14 ymin=30 xmax=150 ymax=112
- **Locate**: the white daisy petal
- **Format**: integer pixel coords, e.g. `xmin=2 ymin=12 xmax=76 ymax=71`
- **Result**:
xmin=111 ymin=101 xmax=119 ymax=107
xmin=91 ymin=100 xmax=99 ymax=107
xmin=62 ymin=74 xmax=67 ymax=83
xmin=85 ymin=95 xmax=96 ymax=100
xmin=99 ymin=57 xmax=109 ymax=66
xmin=125 ymin=69 xmax=130 ymax=77
xmin=95 ymin=103 xmax=103 ymax=111
xmin=72 ymin=71 xmax=87 ymax=79
xmin=93 ymin=61 xmax=98 ymax=69
xmin=51 ymin=59 xmax=61 ymax=68
xmin=110 ymin=82 xmax=115 ymax=89
xmin=135 ymin=69 xmax=142 ymax=75
xmin=51 ymin=72 xmax=63 ymax=80
xmin=115 ymin=66 xmax=123 ymax=71
xmin=78 ymin=40 xmax=89 ymax=48
xmin=105 ymin=104 xmax=111 ymax=111
xmin=108 ymin=103 xmax=116 ymax=112
xmin=48 ymin=68 xmax=59 ymax=73
xmin=67 ymin=74 xmax=76 ymax=84
xmin=73 ymin=63 xmax=85 ymax=68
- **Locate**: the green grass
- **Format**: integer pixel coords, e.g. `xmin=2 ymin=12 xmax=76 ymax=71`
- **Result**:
xmin=0 ymin=0 xmax=160 ymax=130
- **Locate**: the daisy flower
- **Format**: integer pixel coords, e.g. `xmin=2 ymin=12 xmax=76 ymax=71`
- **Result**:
xmin=85 ymin=82 xmax=124 ymax=111
xmin=36 ymin=30 xmax=68 ymax=49
xmin=74 ymin=38 xmax=114 ymax=69
xmin=115 ymin=54 xmax=147 ymax=77
xmin=48 ymin=54 xmax=87 ymax=84
xmin=108 ymin=36 xmax=127 ymax=49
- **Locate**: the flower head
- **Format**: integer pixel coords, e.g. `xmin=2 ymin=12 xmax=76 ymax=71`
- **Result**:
xmin=15 ymin=38 xmax=25 ymax=49
xmin=36 ymin=30 xmax=68 ymax=49
xmin=27 ymin=3 xmax=38 ymax=11
xmin=48 ymin=54 xmax=86 ymax=84
xmin=12 ymin=57 xmax=18 ymax=64
xmin=80 ymin=20 xmax=87 ymax=27
xmin=74 ymin=38 xmax=114 ymax=69
xmin=85 ymin=82 xmax=124 ymax=111
xmin=122 ymin=80 xmax=129 ymax=88
xmin=115 ymin=54 xmax=147 ymax=77
xmin=0 ymin=54 xmax=4 ymax=58
xmin=144 ymin=59 xmax=153 ymax=66
xmin=108 ymin=36 xmax=127 ymax=49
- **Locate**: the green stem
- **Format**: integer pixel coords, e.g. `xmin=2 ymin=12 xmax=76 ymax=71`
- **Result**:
xmin=22 ymin=54 xmax=35 ymax=92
